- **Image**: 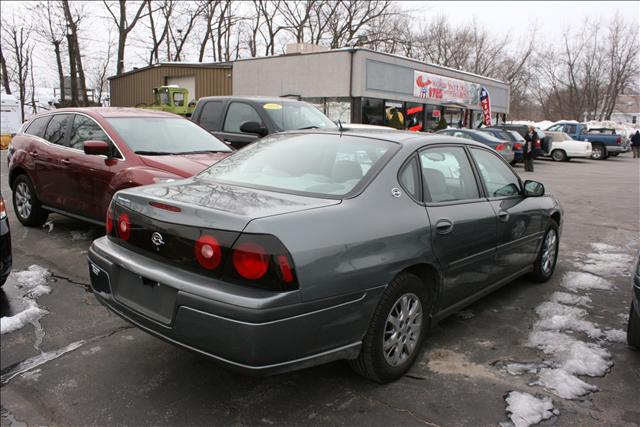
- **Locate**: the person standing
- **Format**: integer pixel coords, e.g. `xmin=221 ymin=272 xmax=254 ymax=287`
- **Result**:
xmin=523 ymin=125 xmax=538 ymax=172
xmin=631 ymin=130 xmax=640 ymax=158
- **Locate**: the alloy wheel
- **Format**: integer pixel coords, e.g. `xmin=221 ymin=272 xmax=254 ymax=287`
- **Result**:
xmin=15 ymin=182 xmax=32 ymax=220
xmin=383 ymin=293 xmax=422 ymax=367
xmin=541 ymin=229 xmax=558 ymax=275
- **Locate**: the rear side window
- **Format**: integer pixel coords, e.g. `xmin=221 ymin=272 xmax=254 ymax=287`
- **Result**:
xmin=68 ymin=115 xmax=110 ymax=151
xmin=399 ymin=156 xmax=421 ymax=201
xmin=223 ymin=102 xmax=263 ymax=133
xmin=25 ymin=116 xmax=51 ymax=138
xmin=43 ymin=114 xmax=72 ymax=146
xmin=470 ymin=148 xmax=521 ymax=197
xmin=198 ymin=101 xmax=224 ymax=131
xmin=419 ymin=146 xmax=480 ymax=203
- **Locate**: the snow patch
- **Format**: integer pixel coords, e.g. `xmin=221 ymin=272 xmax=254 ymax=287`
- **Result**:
xmin=549 ymin=292 xmax=591 ymax=307
xmin=1 ymin=340 xmax=85 ymax=384
xmin=590 ymin=243 xmax=618 ymax=252
xmin=574 ymin=252 xmax=633 ymax=277
xmin=534 ymin=301 xmax=602 ymax=338
xmin=1 ymin=265 xmax=52 ymax=335
xmin=503 ymin=362 xmax=551 ymax=376
xmin=603 ymin=329 xmax=627 ymax=343
xmin=504 ymin=391 xmax=557 ymax=427
xmin=70 ymin=230 xmax=99 ymax=241
xmin=561 ymin=271 xmax=614 ymax=292
xmin=535 ymin=368 xmax=598 ymax=399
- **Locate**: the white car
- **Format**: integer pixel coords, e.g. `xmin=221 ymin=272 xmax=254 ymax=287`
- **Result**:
xmin=542 ymin=131 xmax=592 ymax=161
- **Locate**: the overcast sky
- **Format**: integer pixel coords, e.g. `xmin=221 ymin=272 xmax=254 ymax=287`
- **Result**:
xmin=3 ymin=0 xmax=640 ymax=92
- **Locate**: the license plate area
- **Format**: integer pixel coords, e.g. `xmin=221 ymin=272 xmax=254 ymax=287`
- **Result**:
xmin=113 ymin=269 xmax=177 ymax=325
xmin=88 ymin=261 xmax=111 ymax=295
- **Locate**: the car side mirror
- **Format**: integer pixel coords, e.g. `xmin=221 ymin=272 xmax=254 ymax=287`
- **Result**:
xmin=523 ymin=180 xmax=545 ymax=197
xmin=83 ymin=140 xmax=110 ymax=156
xmin=240 ymin=121 xmax=268 ymax=137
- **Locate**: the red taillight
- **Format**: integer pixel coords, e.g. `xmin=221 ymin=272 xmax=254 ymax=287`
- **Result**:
xmin=616 ymin=137 xmax=622 ymax=145
xmin=106 ymin=204 xmax=114 ymax=234
xmin=277 ymin=255 xmax=294 ymax=283
xmin=194 ymin=235 xmax=222 ymax=270
xmin=233 ymin=242 xmax=269 ymax=280
xmin=117 ymin=213 xmax=131 ymax=241
xmin=495 ymin=143 xmax=505 ymax=151
xmin=514 ymin=143 xmax=522 ymax=150
xmin=149 ymin=201 xmax=181 ymax=212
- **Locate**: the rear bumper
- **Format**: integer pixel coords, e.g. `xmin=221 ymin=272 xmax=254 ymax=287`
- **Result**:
xmin=88 ymin=237 xmax=383 ymax=375
xmin=606 ymin=145 xmax=628 ymax=154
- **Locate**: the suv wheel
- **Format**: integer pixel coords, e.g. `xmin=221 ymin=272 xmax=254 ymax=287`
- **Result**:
xmin=349 ymin=273 xmax=430 ymax=383
xmin=530 ymin=221 xmax=559 ymax=282
xmin=12 ymin=174 xmax=49 ymax=227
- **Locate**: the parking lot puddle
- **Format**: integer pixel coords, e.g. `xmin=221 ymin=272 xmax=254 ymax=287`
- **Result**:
xmin=0 ymin=340 xmax=85 ymax=384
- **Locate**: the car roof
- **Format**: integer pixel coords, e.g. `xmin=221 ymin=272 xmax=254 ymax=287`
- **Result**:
xmin=289 ymin=128 xmax=490 ymax=150
xmin=32 ymin=107 xmax=181 ymax=119
xmin=197 ymin=96 xmax=309 ymax=104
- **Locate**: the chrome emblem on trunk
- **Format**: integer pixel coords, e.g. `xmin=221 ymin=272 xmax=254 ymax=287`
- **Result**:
xmin=151 ymin=232 xmax=165 ymax=250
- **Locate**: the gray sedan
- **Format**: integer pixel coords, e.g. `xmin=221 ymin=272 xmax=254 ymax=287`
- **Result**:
xmin=88 ymin=129 xmax=562 ymax=383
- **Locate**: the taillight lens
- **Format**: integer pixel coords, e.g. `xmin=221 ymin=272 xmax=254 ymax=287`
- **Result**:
xmin=616 ymin=137 xmax=621 ymax=145
xmin=106 ymin=203 xmax=114 ymax=235
xmin=495 ymin=143 xmax=505 ymax=151
xmin=277 ymin=255 xmax=294 ymax=283
xmin=514 ymin=143 xmax=522 ymax=150
xmin=117 ymin=213 xmax=131 ymax=241
xmin=233 ymin=242 xmax=269 ymax=280
xmin=0 ymin=197 xmax=6 ymax=220
xmin=194 ymin=235 xmax=222 ymax=270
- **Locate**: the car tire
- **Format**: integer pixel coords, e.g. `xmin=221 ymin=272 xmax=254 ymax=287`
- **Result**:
xmin=591 ymin=145 xmax=606 ymax=160
xmin=628 ymin=303 xmax=640 ymax=349
xmin=530 ymin=220 xmax=559 ymax=283
xmin=349 ymin=272 xmax=430 ymax=383
xmin=551 ymin=149 xmax=567 ymax=162
xmin=12 ymin=174 xmax=49 ymax=227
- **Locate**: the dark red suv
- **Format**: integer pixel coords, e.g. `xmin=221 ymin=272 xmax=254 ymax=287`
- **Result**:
xmin=8 ymin=108 xmax=232 ymax=227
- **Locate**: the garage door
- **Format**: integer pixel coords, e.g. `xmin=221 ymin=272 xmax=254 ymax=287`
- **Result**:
xmin=166 ymin=76 xmax=196 ymax=103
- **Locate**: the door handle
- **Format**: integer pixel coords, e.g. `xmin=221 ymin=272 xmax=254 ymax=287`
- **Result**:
xmin=60 ymin=158 xmax=71 ymax=165
xmin=435 ymin=218 xmax=454 ymax=235
xmin=29 ymin=151 xmax=38 ymax=158
xmin=498 ymin=211 xmax=510 ymax=222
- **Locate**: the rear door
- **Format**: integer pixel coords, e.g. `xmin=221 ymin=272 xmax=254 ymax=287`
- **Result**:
xmin=65 ymin=114 xmax=121 ymax=220
xmin=419 ymin=145 xmax=498 ymax=309
xmin=469 ymin=147 xmax=544 ymax=277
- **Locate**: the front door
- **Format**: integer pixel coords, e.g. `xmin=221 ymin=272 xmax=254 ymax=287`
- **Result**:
xmin=419 ymin=145 xmax=498 ymax=309
xmin=469 ymin=147 xmax=544 ymax=277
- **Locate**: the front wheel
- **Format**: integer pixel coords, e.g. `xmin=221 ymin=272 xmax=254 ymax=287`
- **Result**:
xmin=350 ymin=273 xmax=430 ymax=383
xmin=551 ymin=149 xmax=567 ymax=162
xmin=530 ymin=221 xmax=559 ymax=282
xmin=12 ymin=174 xmax=49 ymax=227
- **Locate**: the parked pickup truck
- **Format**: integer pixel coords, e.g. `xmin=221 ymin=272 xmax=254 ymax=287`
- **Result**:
xmin=545 ymin=121 xmax=629 ymax=160
xmin=191 ymin=96 xmax=336 ymax=149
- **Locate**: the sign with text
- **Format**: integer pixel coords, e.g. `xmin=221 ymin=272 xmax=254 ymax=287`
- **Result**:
xmin=479 ymin=87 xmax=492 ymax=126
xmin=413 ymin=71 xmax=481 ymax=106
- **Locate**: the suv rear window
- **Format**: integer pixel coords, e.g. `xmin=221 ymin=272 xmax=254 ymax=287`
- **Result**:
xmin=200 ymin=133 xmax=397 ymax=197
xmin=25 ymin=116 xmax=51 ymax=138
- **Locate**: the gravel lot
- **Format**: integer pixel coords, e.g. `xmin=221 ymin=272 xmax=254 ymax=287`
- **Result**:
xmin=1 ymin=149 xmax=639 ymax=427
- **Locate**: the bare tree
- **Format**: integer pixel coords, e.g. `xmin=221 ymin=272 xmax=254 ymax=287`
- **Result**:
xmin=0 ymin=45 xmax=11 ymax=94
xmin=145 ymin=0 xmax=174 ymax=65
xmin=1 ymin=16 xmax=33 ymax=119
xmin=196 ymin=0 xmax=220 ymax=61
xmin=166 ymin=1 xmax=206 ymax=61
xmin=62 ymin=0 xmax=90 ymax=106
xmin=103 ymin=0 xmax=147 ymax=75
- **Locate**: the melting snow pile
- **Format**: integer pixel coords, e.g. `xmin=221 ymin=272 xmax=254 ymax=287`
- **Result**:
xmin=504 ymin=391 xmax=557 ymax=427
xmin=561 ymin=271 xmax=613 ymax=292
xmin=1 ymin=265 xmax=51 ymax=335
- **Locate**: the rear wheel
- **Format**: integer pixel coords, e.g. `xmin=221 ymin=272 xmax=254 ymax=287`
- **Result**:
xmin=628 ymin=303 xmax=640 ymax=348
xmin=591 ymin=145 xmax=606 ymax=160
xmin=530 ymin=221 xmax=559 ymax=282
xmin=551 ymin=149 xmax=567 ymax=162
xmin=350 ymin=273 xmax=430 ymax=383
xmin=12 ymin=174 xmax=49 ymax=227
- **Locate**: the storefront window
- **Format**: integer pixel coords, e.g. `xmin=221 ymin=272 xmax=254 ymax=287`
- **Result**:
xmin=362 ymin=98 xmax=384 ymax=126
xmin=385 ymin=101 xmax=404 ymax=130
xmin=424 ymin=105 xmax=441 ymax=132
xmin=325 ymin=97 xmax=351 ymax=123
xmin=444 ymin=108 xmax=463 ymax=128
xmin=405 ymin=103 xmax=424 ymax=132
xmin=472 ymin=111 xmax=483 ymax=128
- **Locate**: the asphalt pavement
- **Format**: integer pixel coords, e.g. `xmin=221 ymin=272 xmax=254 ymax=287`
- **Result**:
xmin=1 ymin=149 xmax=639 ymax=427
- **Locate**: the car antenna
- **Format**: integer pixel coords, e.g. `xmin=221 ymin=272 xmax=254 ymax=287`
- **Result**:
xmin=337 ymin=119 xmax=344 ymax=132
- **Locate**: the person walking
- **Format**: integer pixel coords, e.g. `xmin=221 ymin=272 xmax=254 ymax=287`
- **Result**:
xmin=523 ymin=125 xmax=538 ymax=172
xmin=631 ymin=130 xmax=640 ymax=158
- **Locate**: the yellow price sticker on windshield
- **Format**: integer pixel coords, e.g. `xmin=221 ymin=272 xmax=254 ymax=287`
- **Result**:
xmin=263 ymin=103 xmax=283 ymax=110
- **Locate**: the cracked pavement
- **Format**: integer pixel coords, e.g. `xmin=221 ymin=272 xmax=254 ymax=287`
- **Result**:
xmin=1 ymin=150 xmax=639 ymax=426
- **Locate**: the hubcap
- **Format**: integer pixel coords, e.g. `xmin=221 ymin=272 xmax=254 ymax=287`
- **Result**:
xmin=15 ymin=182 xmax=32 ymax=219
xmin=592 ymin=148 xmax=603 ymax=159
xmin=383 ymin=293 xmax=422 ymax=367
xmin=541 ymin=229 xmax=557 ymax=275
xmin=553 ymin=151 xmax=563 ymax=161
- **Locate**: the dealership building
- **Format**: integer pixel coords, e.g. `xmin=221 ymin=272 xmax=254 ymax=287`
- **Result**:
xmin=109 ymin=47 xmax=510 ymax=131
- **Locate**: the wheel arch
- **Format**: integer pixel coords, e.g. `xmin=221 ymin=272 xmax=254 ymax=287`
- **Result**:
xmin=397 ymin=262 xmax=442 ymax=319
xmin=9 ymin=166 xmax=28 ymax=189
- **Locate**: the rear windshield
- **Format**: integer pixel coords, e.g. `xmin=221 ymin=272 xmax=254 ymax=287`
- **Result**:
xmin=106 ymin=117 xmax=232 ymax=155
xmin=261 ymin=102 xmax=335 ymax=131
xmin=200 ymin=133 xmax=397 ymax=197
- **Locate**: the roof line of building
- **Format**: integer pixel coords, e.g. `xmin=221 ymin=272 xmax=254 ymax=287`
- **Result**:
xmin=108 ymin=61 xmax=233 ymax=80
